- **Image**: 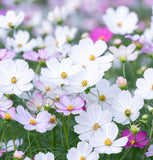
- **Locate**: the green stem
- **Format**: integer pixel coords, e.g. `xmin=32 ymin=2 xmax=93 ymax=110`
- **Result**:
xmin=142 ymin=120 xmax=153 ymax=160
xmin=120 ymin=147 xmax=132 ymax=160
xmin=122 ymin=63 xmax=126 ymax=78
xmin=0 ymin=122 xmax=7 ymax=148
xmin=11 ymin=126 xmax=16 ymax=151
xmin=28 ymin=131 xmax=32 ymax=158
xmin=35 ymin=62 xmax=41 ymax=73
xmin=132 ymin=147 xmax=137 ymax=160
xmin=53 ymin=128 xmax=56 ymax=150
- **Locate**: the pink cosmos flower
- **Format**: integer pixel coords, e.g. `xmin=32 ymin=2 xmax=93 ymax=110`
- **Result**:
xmin=23 ymin=49 xmax=52 ymax=62
xmin=26 ymin=92 xmax=53 ymax=112
xmin=0 ymin=49 xmax=16 ymax=61
xmin=54 ymin=95 xmax=85 ymax=115
xmin=145 ymin=144 xmax=153 ymax=157
xmin=0 ymin=149 xmax=6 ymax=158
xmin=89 ymin=27 xmax=113 ymax=43
xmin=0 ymin=107 xmax=16 ymax=120
xmin=121 ymin=129 xmax=149 ymax=148
xmin=15 ymin=105 xmax=51 ymax=133
xmin=0 ymin=93 xmax=13 ymax=112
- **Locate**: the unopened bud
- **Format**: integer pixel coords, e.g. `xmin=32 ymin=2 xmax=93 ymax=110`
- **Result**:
xmin=130 ymin=125 xmax=140 ymax=134
xmin=116 ymin=76 xmax=127 ymax=89
xmin=13 ymin=150 xmax=24 ymax=159
xmin=142 ymin=114 xmax=148 ymax=120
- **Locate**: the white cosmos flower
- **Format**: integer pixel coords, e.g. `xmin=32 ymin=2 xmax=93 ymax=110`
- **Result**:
xmin=70 ymin=37 xmax=113 ymax=70
xmin=0 ymin=59 xmax=34 ymax=96
xmin=135 ymin=68 xmax=153 ymax=99
xmin=90 ymin=79 xmax=121 ymax=110
xmin=74 ymin=105 xmax=112 ymax=141
xmin=89 ymin=123 xmax=128 ymax=154
xmin=47 ymin=6 xmax=67 ymax=24
xmin=7 ymin=30 xmax=36 ymax=53
xmin=55 ymin=26 xmax=77 ymax=47
xmin=66 ymin=63 xmax=104 ymax=93
xmin=35 ymin=152 xmax=54 ymax=160
xmin=103 ymin=6 xmax=138 ymax=35
xmin=67 ymin=141 xmax=99 ymax=160
xmin=109 ymin=43 xmax=139 ymax=63
xmin=0 ymin=10 xmax=25 ymax=29
xmin=111 ymin=90 xmax=144 ymax=125
xmin=41 ymin=58 xmax=81 ymax=86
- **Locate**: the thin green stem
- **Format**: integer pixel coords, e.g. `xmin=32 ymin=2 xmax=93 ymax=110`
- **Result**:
xmin=11 ymin=126 xmax=16 ymax=151
xmin=35 ymin=63 xmax=41 ymax=73
xmin=142 ymin=120 xmax=153 ymax=160
xmin=28 ymin=131 xmax=32 ymax=158
xmin=122 ymin=63 xmax=126 ymax=78
xmin=0 ymin=122 xmax=7 ymax=148
xmin=132 ymin=147 xmax=137 ymax=160
xmin=120 ymin=147 xmax=132 ymax=160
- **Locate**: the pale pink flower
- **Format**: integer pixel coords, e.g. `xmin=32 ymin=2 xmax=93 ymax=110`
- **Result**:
xmin=15 ymin=105 xmax=51 ymax=133
xmin=0 ymin=107 xmax=16 ymax=120
xmin=54 ymin=95 xmax=85 ymax=115
xmin=0 ymin=149 xmax=6 ymax=158
xmin=13 ymin=150 xmax=24 ymax=159
xmin=23 ymin=49 xmax=52 ymax=62
xmin=0 ymin=93 xmax=13 ymax=112
xmin=0 ymin=49 xmax=16 ymax=61
xmin=116 ymin=76 xmax=127 ymax=88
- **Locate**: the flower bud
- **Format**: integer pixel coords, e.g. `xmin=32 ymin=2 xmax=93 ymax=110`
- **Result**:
xmin=116 ymin=76 xmax=127 ymax=89
xmin=81 ymin=32 xmax=89 ymax=39
xmin=13 ymin=150 xmax=24 ymax=159
xmin=142 ymin=114 xmax=148 ymax=120
xmin=114 ymin=39 xmax=122 ymax=47
xmin=130 ymin=125 xmax=140 ymax=134
xmin=147 ymin=105 xmax=153 ymax=113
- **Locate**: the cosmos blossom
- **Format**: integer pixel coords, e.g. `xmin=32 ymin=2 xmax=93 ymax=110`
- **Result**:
xmin=121 ymin=129 xmax=149 ymax=148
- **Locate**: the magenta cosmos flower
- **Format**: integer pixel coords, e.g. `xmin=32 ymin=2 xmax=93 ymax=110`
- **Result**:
xmin=23 ymin=49 xmax=52 ymax=62
xmin=54 ymin=95 xmax=85 ymax=115
xmin=89 ymin=27 xmax=113 ymax=43
xmin=15 ymin=105 xmax=51 ymax=133
xmin=121 ymin=129 xmax=149 ymax=148
xmin=0 ymin=49 xmax=16 ymax=61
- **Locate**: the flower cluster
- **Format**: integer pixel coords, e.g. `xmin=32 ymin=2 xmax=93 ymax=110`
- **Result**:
xmin=0 ymin=0 xmax=153 ymax=160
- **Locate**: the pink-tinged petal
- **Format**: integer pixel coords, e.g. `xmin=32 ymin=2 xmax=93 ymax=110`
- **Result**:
xmin=36 ymin=123 xmax=48 ymax=133
xmin=38 ymin=49 xmax=48 ymax=60
xmin=136 ymin=131 xmax=147 ymax=143
xmin=3 ymin=50 xmax=16 ymax=60
xmin=54 ymin=102 xmax=66 ymax=109
xmin=24 ymin=124 xmax=36 ymax=131
xmin=23 ymin=51 xmax=39 ymax=61
xmin=72 ymin=96 xmax=84 ymax=109
xmin=36 ymin=111 xmax=51 ymax=123
xmin=59 ymin=95 xmax=71 ymax=106
xmin=0 ymin=49 xmax=7 ymax=58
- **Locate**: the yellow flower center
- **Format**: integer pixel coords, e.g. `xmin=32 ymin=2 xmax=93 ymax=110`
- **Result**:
xmin=37 ymin=106 xmax=41 ymax=109
xmin=99 ymin=94 xmax=106 ymax=101
xmin=11 ymin=77 xmax=17 ymax=83
xmin=29 ymin=119 xmax=36 ymax=125
xmin=93 ymin=123 xmax=100 ymax=130
xmin=117 ymin=22 xmax=122 ymax=27
xmin=55 ymin=41 xmax=59 ymax=46
xmin=45 ymin=86 xmax=50 ymax=91
xmin=8 ymin=22 xmax=12 ymax=26
xmin=151 ymin=84 xmax=153 ymax=90
xmin=50 ymin=116 xmax=56 ymax=123
xmin=124 ymin=109 xmax=131 ymax=117
xmin=130 ymin=140 xmax=135 ymax=145
xmin=67 ymin=105 xmax=74 ymax=111
xmin=17 ymin=43 xmax=22 ymax=47
xmin=89 ymin=55 xmax=95 ymax=60
xmin=100 ymin=36 xmax=105 ymax=41
xmin=81 ymin=80 xmax=88 ymax=87
xmin=5 ymin=113 xmax=12 ymax=120
xmin=61 ymin=72 xmax=67 ymax=79
xmin=80 ymin=156 xmax=85 ymax=160
xmin=104 ymin=138 xmax=112 ymax=146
